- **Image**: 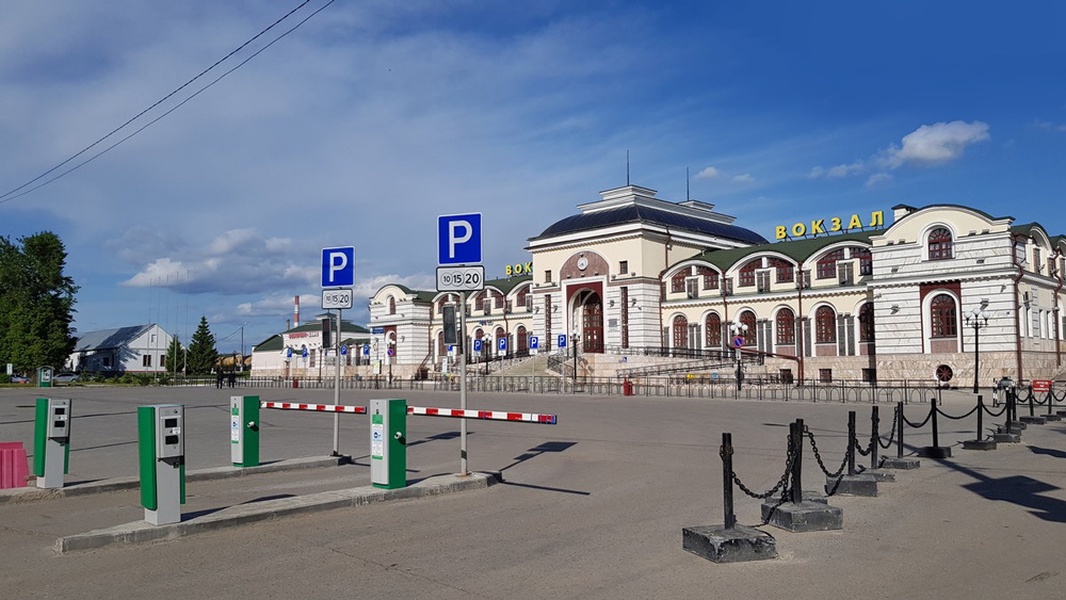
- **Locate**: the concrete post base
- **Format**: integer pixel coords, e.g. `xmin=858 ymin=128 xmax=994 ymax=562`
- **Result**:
xmin=880 ymin=456 xmax=921 ymax=469
xmin=917 ymin=446 xmax=952 ymax=459
xmin=1056 ymin=410 xmax=1066 ymax=417
xmin=826 ymin=474 xmax=878 ymax=496
xmin=962 ymin=439 xmax=997 ymax=450
xmin=682 ymin=525 xmax=777 ymax=563
xmin=991 ymin=432 xmax=1021 ymax=443
xmin=1020 ymin=415 xmax=1047 ymax=425
xmin=861 ymin=468 xmax=897 ymax=482
xmin=1007 ymin=421 xmax=1028 ymax=430
xmin=1041 ymin=414 xmax=1061 ymax=422
xmin=760 ymin=500 xmax=843 ymax=532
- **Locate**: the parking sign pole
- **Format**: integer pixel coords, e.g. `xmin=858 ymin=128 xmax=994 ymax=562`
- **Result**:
xmin=333 ymin=308 xmax=341 ymax=456
xmin=459 ymin=290 xmax=468 ymax=476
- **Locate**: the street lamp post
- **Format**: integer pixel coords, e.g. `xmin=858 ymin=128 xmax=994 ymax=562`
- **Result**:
xmin=571 ymin=331 xmax=580 ymax=385
xmin=729 ymin=321 xmax=749 ymax=391
xmin=966 ymin=306 xmax=989 ymax=394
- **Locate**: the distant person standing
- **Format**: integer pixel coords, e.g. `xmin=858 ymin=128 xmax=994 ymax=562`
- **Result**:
xmin=216 ymin=368 xmax=224 ymax=389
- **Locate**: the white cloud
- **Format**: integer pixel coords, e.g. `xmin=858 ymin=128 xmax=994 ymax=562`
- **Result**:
xmin=732 ymin=173 xmax=755 ymax=183
xmin=695 ymin=166 xmax=719 ymax=179
xmin=807 ymin=161 xmax=864 ymax=179
xmin=880 ymin=120 xmax=990 ymax=168
xmin=865 ymin=173 xmax=892 ymax=188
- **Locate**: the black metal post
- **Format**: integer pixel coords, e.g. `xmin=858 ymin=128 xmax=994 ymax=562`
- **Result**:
xmin=871 ymin=405 xmax=879 ymax=469
xmin=972 ymin=320 xmax=980 ymax=394
xmin=930 ymin=397 xmax=940 ymax=448
xmin=976 ymin=395 xmax=984 ymax=441
xmin=791 ymin=419 xmax=804 ymax=504
xmin=847 ymin=410 xmax=856 ymax=476
xmin=1029 ymin=387 xmax=1035 ymax=417
xmin=1005 ymin=387 xmax=1014 ymax=435
xmin=572 ymin=336 xmax=578 ymax=385
xmin=721 ymin=432 xmax=736 ymax=530
xmin=897 ymin=401 xmax=905 ymax=459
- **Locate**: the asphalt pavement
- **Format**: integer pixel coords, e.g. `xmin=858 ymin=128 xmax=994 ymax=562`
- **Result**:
xmin=1 ymin=384 xmax=1064 ymax=599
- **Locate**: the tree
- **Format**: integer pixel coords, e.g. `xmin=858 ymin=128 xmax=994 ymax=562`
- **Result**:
xmin=0 ymin=232 xmax=78 ymax=375
xmin=164 ymin=336 xmax=186 ymax=375
xmin=187 ymin=316 xmax=217 ymax=375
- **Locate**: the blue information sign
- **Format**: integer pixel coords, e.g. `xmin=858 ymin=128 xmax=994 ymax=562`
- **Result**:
xmin=321 ymin=246 xmax=355 ymax=287
xmin=437 ymin=213 xmax=482 ymax=265
xmin=557 ymin=334 xmax=567 ymax=349
xmin=529 ymin=336 xmax=539 ymax=350
xmin=473 ymin=339 xmax=483 ymax=353
xmin=498 ymin=337 xmax=507 ymax=352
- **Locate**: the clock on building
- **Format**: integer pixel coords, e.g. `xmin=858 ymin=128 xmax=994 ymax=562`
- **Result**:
xmin=577 ymin=256 xmax=588 ymax=271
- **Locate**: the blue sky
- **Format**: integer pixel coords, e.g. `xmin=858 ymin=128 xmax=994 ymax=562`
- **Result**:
xmin=2 ymin=1 xmax=1065 ymax=353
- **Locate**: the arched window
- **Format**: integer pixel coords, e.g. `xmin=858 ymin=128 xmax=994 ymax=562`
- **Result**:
xmin=769 ymin=258 xmax=794 ymax=283
xmin=697 ymin=267 xmax=719 ymax=290
xmin=776 ymin=308 xmax=795 ymax=345
xmin=930 ymin=294 xmax=957 ymax=337
xmin=387 ymin=296 xmax=396 ymax=315
xmin=851 ymin=247 xmax=873 ymax=276
xmin=671 ymin=269 xmax=688 ymax=293
xmin=738 ymin=260 xmax=759 ymax=287
xmin=740 ymin=310 xmax=757 ymax=346
xmin=858 ymin=303 xmax=875 ymax=342
xmin=516 ymin=286 xmax=529 ymax=311
xmin=705 ymin=314 xmax=722 ymax=348
xmin=928 ymin=227 xmax=953 ymax=260
xmin=672 ymin=315 xmax=688 ymax=348
xmin=816 ymin=249 xmax=845 ymax=279
xmin=815 ymin=306 xmax=836 ymax=343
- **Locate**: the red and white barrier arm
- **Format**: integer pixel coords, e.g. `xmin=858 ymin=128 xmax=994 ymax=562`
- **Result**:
xmin=407 ymin=406 xmax=557 ymax=424
xmin=260 ymin=401 xmax=368 ymax=414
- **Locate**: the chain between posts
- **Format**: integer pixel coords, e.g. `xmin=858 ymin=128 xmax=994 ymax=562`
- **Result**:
xmin=730 ymin=430 xmax=797 ymax=501
xmin=878 ymin=408 xmax=898 ymax=449
xmin=805 ymin=427 xmax=848 ymax=479
xmin=935 ymin=403 xmax=980 ymax=421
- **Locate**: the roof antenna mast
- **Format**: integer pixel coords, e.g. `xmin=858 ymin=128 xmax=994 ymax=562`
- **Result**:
xmin=686 ymin=167 xmax=691 ymax=201
xmin=626 ymin=150 xmax=630 ymax=186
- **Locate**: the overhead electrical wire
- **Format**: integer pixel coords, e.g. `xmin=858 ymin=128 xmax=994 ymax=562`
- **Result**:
xmin=0 ymin=0 xmax=334 ymax=206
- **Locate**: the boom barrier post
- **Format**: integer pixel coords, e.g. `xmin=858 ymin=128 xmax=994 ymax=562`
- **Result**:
xmin=721 ymin=432 xmax=736 ymax=530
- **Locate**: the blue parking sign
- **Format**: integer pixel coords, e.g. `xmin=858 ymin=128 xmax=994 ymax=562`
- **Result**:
xmin=529 ymin=336 xmax=539 ymax=350
xmin=362 ymin=344 xmax=370 ymax=356
xmin=498 ymin=337 xmax=507 ymax=352
xmin=321 ymin=246 xmax=355 ymax=287
xmin=473 ymin=339 xmax=483 ymax=353
xmin=438 ymin=213 xmax=482 ymax=265
xmin=557 ymin=334 xmax=567 ymax=349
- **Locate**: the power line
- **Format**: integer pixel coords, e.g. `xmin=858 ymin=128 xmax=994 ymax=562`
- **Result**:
xmin=0 ymin=0 xmax=333 ymax=205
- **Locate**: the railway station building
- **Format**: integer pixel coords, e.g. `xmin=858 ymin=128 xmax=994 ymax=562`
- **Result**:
xmin=365 ymin=183 xmax=1066 ymax=385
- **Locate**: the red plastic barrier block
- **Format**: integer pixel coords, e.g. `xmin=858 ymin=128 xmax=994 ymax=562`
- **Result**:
xmin=0 ymin=441 xmax=30 ymax=489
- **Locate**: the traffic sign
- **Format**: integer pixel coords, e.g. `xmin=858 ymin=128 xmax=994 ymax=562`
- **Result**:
xmin=497 ymin=337 xmax=507 ymax=354
xmin=473 ymin=339 xmax=483 ymax=353
xmin=557 ymin=334 xmax=567 ymax=349
xmin=438 ymin=213 xmax=482 ymax=265
xmin=286 ymin=347 xmax=293 ymax=358
xmin=437 ymin=265 xmax=485 ymax=292
xmin=322 ymin=288 xmax=353 ymax=309
xmin=362 ymin=344 xmax=371 ymax=356
xmin=321 ymin=246 xmax=355 ymax=287
xmin=340 ymin=344 xmax=348 ymax=356
xmin=529 ymin=336 xmax=539 ymax=350
xmin=732 ymin=336 xmax=745 ymax=348
xmin=301 ymin=346 xmax=309 ymax=358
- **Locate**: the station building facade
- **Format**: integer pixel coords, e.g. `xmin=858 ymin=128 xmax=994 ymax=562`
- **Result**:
xmin=365 ymin=184 xmax=1066 ymax=385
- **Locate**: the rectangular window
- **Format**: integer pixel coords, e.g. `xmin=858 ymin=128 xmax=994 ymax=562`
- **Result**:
xmin=1034 ymin=248 xmax=1042 ymax=273
xmin=620 ymin=287 xmax=629 ymax=349
xmin=482 ymin=298 xmax=491 ymax=315
xmin=756 ymin=271 xmax=770 ymax=293
xmin=819 ymin=368 xmax=833 ymax=383
xmin=545 ymin=270 xmax=552 ymax=284
xmin=862 ymin=368 xmax=877 ymax=385
xmin=838 ymin=262 xmax=853 ymax=285
xmin=525 ymin=295 xmax=533 ymax=311
xmin=142 ymin=355 xmax=152 ymax=367
xmin=619 ymin=260 xmax=628 ymax=275
xmin=495 ymin=294 xmax=504 ymax=309
xmin=779 ymin=368 xmax=794 ymax=384
xmin=686 ymin=278 xmax=699 ymax=299
xmin=103 ymin=356 xmax=112 ymax=368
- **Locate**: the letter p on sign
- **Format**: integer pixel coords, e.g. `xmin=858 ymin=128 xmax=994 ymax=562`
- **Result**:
xmin=438 ymin=213 xmax=482 ymax=265
xmin=321 ymin=246 xmax=355 ymax=287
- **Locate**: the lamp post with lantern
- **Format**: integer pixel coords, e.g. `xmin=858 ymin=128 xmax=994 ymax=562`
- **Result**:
xmin=966 ymin=306 xmax=989 ymax=394
xmin=729 ymin=321 xmax=749 ymax=391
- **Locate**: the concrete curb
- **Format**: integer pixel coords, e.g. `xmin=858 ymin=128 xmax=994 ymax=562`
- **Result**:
xmin=0 ymin=455 xmax=351 ymax=504
xmin=55 ymin=471 xmax=500 ymax=554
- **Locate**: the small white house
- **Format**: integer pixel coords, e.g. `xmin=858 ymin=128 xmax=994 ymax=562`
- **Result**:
xmin=69 ymin=324 xmax=174 ymax=374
